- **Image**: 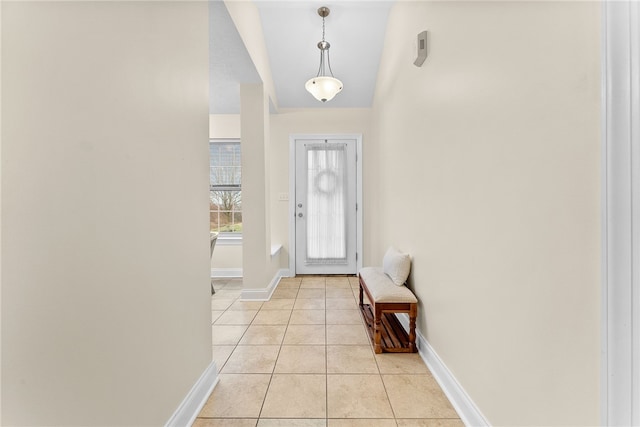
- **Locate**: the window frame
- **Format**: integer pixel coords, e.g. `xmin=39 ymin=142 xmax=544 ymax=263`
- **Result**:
xmin=209 ymin=138 xmax=242 ymax=243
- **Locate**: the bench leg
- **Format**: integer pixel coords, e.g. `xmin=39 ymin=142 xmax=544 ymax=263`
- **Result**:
xmin=409 ymin=303 xmax=417 ymax=353
xmin=374 ymin=304 xmax=383 ymax=354
xmin=359 ymin=281 xmax=364 ymax=306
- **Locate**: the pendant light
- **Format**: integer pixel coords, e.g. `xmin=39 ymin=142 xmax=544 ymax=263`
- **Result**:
xmin=305 ymin=6 xmax=343 ymax=103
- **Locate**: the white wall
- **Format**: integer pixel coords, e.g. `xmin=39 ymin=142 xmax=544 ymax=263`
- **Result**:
xmin=1 ymin=2 xmax=211 ymax=425
xmin=370 ymin=2 xmax=601 ymax=425
xmin=269 ymin=109 xmax=373 ymax=267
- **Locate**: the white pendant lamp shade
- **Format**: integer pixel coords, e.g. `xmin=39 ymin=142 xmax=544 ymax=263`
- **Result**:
xmin=306 ymin=7 xmax=342 ymax=103
xmin=305 ymin=76 xmax=343 ymax=103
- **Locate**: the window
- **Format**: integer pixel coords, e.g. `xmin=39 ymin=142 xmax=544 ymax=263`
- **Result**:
xmin=210 ymin=139 xmax=241 ymax=234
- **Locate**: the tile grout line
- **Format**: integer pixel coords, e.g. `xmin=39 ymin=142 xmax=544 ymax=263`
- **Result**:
xmin=357 ymin=273 xmax=400 ymax=425
xmin=324 ymin=276 xmax=329 ymax=424
xmin=211 ymin=283 xmax=241 ymax=373
xmin=255 ymin=279 xmax=298 ymax=422
xmin=208 ymin=275 xmax=463 ymax=425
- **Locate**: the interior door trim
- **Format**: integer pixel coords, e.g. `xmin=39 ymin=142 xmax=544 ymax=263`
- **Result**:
xmin=288 ymin=134 xmax=363 ymax=277
xmin=601 ymin=2 xmax=640 ymax=424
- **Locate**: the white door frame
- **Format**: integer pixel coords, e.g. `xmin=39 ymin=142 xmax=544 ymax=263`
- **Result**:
xmin=289 ymin=134 xmax=363 ymax=276
xmin=601 ymin=1 xmax=640 ymax=425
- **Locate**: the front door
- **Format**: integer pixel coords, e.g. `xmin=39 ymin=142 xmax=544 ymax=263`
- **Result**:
xmin=294 ymin=138 xmax=357 ymax=275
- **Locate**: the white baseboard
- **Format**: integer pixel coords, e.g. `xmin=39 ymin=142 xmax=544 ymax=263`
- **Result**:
xmin=240 ymin=268 xmax=288 ymax=301
xmin=396 ymin=314 xmax=489 ymax=427
xmin=165 ymin=360 xmax=219 ymax=427
xmin=279 ymin=268 xmax=294 ymax=278
xmin=211 ymin=268 xmax=243 ymax=278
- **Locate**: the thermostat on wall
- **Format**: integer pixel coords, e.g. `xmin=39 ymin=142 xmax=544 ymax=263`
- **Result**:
xmin=414 ymin=31 xmax=428 ymax=67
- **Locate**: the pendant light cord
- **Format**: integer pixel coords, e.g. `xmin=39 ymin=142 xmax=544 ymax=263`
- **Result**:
xmin=315 ymin=13 xmax=335 ymax=78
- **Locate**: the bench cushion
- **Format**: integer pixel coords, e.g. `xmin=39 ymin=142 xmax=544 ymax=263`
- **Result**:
xmin=359 ymin=267 xmax=418 ymax=303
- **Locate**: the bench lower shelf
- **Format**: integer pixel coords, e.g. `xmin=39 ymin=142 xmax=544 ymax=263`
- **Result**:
xmin=359 ymin=303 xmax=417 ymax=353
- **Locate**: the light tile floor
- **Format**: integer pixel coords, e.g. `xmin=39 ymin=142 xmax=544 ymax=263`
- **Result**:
xmin=195 ymin=276 xmax=463 ymax=427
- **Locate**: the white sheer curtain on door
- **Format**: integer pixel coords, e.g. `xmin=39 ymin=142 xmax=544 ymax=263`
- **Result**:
xmin=306 ymin=143 xmax=347 ymax=264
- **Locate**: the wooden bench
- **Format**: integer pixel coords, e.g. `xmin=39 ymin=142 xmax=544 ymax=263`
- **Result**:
xmin=358 ymin=267 xmax=418 ymax=354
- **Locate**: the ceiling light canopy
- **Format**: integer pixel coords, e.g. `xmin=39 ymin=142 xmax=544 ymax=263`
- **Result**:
xmin=305 ymin=7 xmax=343 ymax=103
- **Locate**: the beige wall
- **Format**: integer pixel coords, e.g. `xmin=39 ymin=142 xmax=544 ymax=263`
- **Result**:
xmin=370 ymin=1 xmax=601 ymax=425
xmin=209 ymin=108 xmax=374 ymax=277
xmin=0 ymin=2 xmax=4 ymax=422
xmin=224 ymin=1 xmax=278 ymax=109
xmin=269 ymin=109 xmax=373 ymax=267
xmin=241 ymin=84 xmax=280 ymax=289
xmin=210 ymin=114 xmax=241 ymax=139
xmin=1 ymin=2 xmax=211 ymax=424
xmin=209 ymin=108 xmax=374 ymax=275
xmin=211 ymin=244 xmax=243 ymax=273
xmin=221 ymin=1 xmax=283 ymax=288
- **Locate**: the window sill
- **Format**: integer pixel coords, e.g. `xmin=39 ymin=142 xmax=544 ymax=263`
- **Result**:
xmin=216 ymin=235 xmax=243 ymax=246
xmin=271 ymin=244 xmax=283 ymax=257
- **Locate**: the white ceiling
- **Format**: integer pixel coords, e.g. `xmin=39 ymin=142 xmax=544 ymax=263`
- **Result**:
xmin=209 ymin=1 xmax=262 ymax=114
xmin=210 ymin=0 xmax=393 ymax=113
